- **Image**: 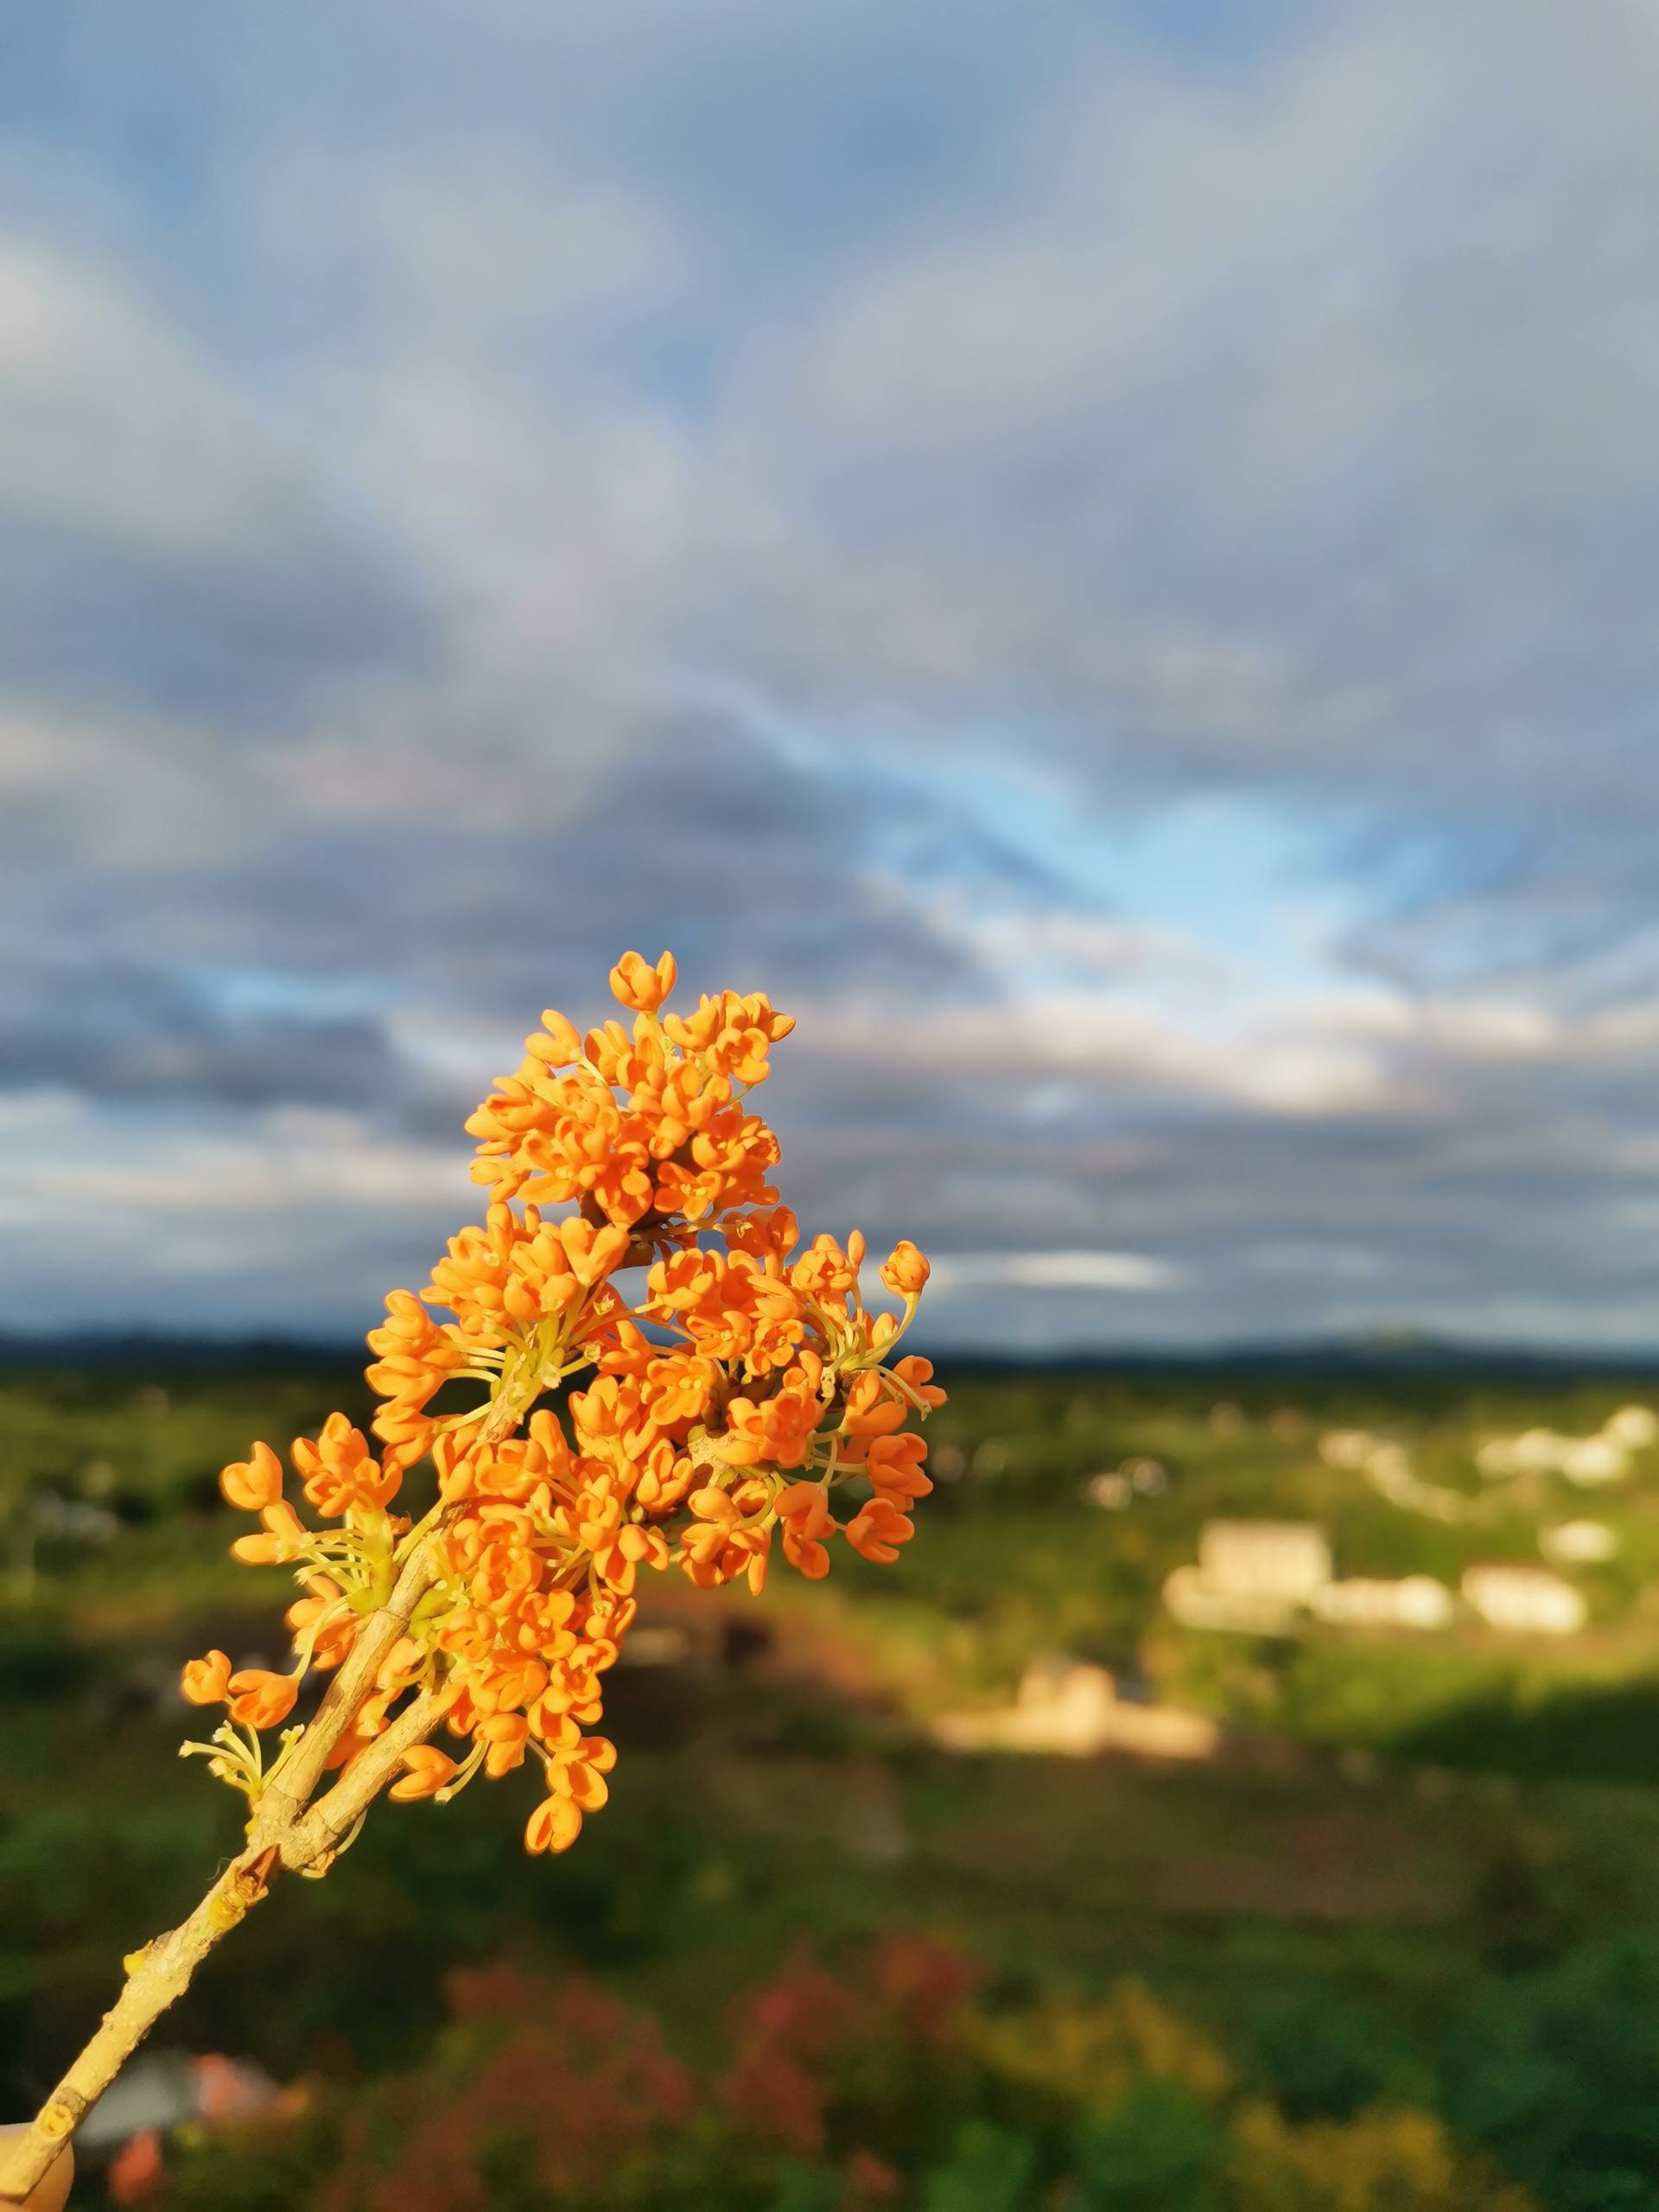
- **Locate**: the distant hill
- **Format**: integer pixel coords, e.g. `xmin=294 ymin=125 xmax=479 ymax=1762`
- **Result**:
xmin=4 ymin=1328 xmax=1659 ymax=1382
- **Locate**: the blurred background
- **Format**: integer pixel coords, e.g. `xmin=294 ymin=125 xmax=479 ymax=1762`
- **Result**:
xmin=6 ymin=3 xmax=1659 ymax=2205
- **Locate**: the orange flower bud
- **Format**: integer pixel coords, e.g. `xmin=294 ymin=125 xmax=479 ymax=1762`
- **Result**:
xmin=842 ymin=1373 xmax=907 ymax=1440
xmin=892 ymin=1355 xmax=948 ymax=1409
xmin=879 ymin=1241 xmax=931 ymax=1297
xmin=866 ymin=1432 xmax=933 ymax=1503
xmin=219 ymin=1441 xmax=283 ymax=1512
xmin=544 ymin=1732 xmax=615 ymax=1809
xmin=226 ymin=1669 xmax=299 ymax=1730
xmin=477 ymin=1713 xmax=530 ymax=1777
xmin=525 ymin=1794 xmax=583 ymax=1855
xmin=780 ymin=1521 xmax=831 ymax=1579
xmin=608 ymin=949 xmax=677 ymax=1014
xmin=231 ymin=1531 xmax=289 ymax=1564
xmin=775 ymin=1481 xmax=831 ymax=1537
xmin=181 ymin=1649 xmax=232 ymax=1706
xmin=846 ymin=1497 xmax=914 ymax=1566
xmin=528 ymin=1009 xmax=583 ymax=1065
xmin=231 ymin=1497 xmax=305 ymax=1564
xmin=293 ymin=1413 xmax=399 ymax=1516
xmin=390 ymin=1746 xmax=460 ymax=1801
xmin=559 ymin=1216 xmax=629 ymax=1287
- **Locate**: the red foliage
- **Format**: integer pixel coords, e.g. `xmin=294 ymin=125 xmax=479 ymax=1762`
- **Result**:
xmin=108 ymin=2126 xmax=165 ymax=2204
xmin=866 ymin=1929 xmax=980 ymax=2044
xmin=718 ymin=1951 xmax=872 ymax=2153
xmin=321 ymin=1974 xmax=691 ymax=2212
xmin=308 ymin=1931 xmax=982 ymax=2207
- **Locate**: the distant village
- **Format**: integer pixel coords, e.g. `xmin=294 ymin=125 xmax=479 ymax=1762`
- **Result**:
xmin=1152 ymin=1402 xmax=1658 ymax=1640
xmin=1163 ymin=1522 xmax=1586 ymax=1637
xmin=932 ymin=1401 xmax=1657 ymax=1766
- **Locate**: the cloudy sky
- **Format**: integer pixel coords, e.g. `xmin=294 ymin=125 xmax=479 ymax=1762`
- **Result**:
xmin=3 ymin=0 xmax=1659 ymax=1351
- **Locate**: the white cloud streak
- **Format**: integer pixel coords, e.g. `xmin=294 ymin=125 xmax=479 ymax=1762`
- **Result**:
xmin=927 ymin=1251 xmax=1183 ymax=1294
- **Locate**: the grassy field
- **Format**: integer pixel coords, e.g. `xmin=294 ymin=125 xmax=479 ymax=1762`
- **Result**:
xmin=6 ymin=1348 xmax=1659 ymax=2206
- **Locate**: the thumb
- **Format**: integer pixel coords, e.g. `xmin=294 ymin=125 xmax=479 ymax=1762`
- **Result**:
xmin=0 ymin=2128 xmax=73 ymax=2211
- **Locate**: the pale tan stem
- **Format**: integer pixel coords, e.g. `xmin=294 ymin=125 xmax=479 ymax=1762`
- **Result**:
xmin=277 ymin=1686 xmax=443 ymax=1872
xmin=246 ymin=1538 xmax=442 ymax=1850
xmin=250 ymin=1394 xmax=536 ymax=1846
xmin=0 ymin=1550 xmax=454 ymax=2205
xmin=0 ymin=1845 xmax=276 ymax=2203
xmin=0 ymin=1389 xmax=538 ymax=2202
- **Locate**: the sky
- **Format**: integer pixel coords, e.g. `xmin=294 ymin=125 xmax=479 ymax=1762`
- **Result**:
xmin=4 ymin=0 xmax=1659 ymax=1352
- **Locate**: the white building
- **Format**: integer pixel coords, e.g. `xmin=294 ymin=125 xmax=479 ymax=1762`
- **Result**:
xmin=1319 ymin=1430 xmax=1379 ymax=1470
xmin=1474 ymin=1436 xmax=1524 ymax=1478
xmin=1560 ymin=1437 xmax=1629 ymax=1485
xmin=1542 ymin=1520 xmax=1619 ymax=1565
xmin=1462 ymin=1564 xmax=1587 ymax=1636
xmin=1475 ymin=1413 xmax=1646 ymax=1484
xmin=1605 ymin=1405 xmax=1658 ymax=1449
xmin=932 ymin=1660 xmax=1220 ymax=1761
xmin=1200 ymin=1521 xmax=1332 ymax=1598
xmin=1164 ymin=1521 xmax=1332 ymax=1632
xmin=1308 ymin=1575 xmax=1455 ymax=1630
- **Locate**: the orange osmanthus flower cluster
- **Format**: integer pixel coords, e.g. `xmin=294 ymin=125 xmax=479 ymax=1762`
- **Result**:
xmin=181 ymin=954 xmax=941 ymax=1861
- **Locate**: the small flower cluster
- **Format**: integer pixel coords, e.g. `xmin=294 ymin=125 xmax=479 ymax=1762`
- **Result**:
xmin=181 ymin=955 xmax=940 ymax=1859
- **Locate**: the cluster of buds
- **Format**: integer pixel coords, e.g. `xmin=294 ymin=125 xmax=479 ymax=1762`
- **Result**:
xmin=181 ymin=954 xmax=941 ymax=1860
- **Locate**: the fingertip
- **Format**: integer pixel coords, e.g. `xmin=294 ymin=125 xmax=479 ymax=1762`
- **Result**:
xmin=0 ymin=2126 xmax=74 ymax=2211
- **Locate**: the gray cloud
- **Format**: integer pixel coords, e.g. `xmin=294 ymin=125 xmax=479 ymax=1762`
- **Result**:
xmin=5 ymin=0 xmax=1659 ymax=1343
xmin=0 ymin=962 xmax=415 ymax=1113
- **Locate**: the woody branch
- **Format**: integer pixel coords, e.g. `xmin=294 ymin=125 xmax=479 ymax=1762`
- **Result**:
xmin=0 ymin=1576 xmax=449 ymax=2204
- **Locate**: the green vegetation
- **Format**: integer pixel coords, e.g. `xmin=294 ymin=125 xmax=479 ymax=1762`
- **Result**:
xmin=7 ymin=1350 xmax=1659 ymax=2205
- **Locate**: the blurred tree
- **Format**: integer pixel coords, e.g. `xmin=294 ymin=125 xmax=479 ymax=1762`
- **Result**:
xmin=1440 ymin=1940 xmax=1659 ymax=2211
xmin=921 ymin=2121 xmax=1038 ymax=2212
xmin=1225 ymin=2101 xmax=1533 ymax=2211
xmin=1066 ymin=2078 xmax=1218 ymax=2209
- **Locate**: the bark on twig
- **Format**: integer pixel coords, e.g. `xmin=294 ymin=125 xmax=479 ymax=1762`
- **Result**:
xmin=246 ymin=1541 xmax=440 ymax=1851
xmin=0 ymin=1564 xmax=448 ymax=2204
